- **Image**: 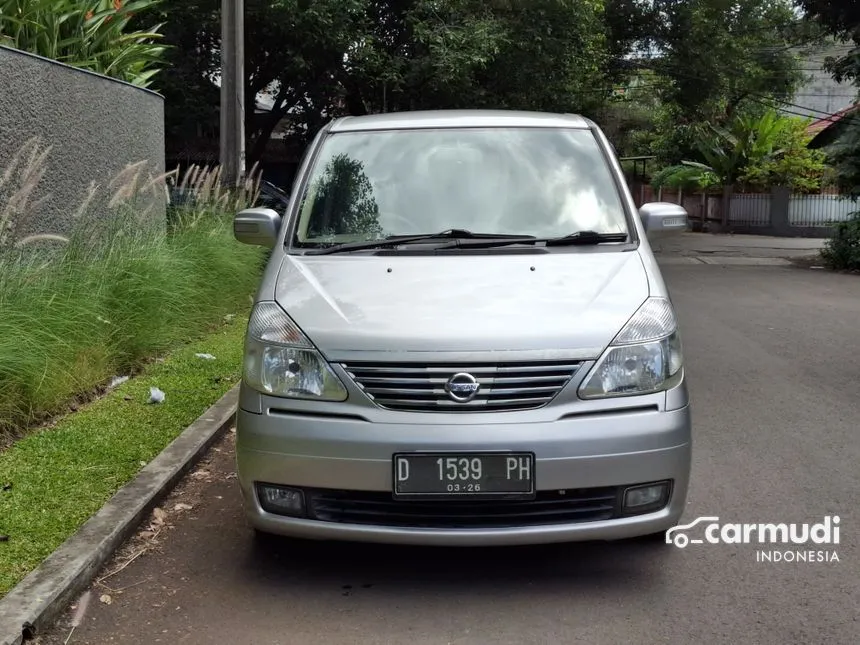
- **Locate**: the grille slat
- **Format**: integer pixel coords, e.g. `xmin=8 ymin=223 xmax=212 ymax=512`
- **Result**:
xmin=307 ymin=489 xmax=619 ymax=528
xmin=343 ymin=360 xmax=581 ymax=412
xmin=358 ymin=375 xmax=572 ymax=385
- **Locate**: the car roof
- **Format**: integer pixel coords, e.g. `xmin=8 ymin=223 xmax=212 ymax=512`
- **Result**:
xmin=329 ymin=109 xmax=592 ymax=133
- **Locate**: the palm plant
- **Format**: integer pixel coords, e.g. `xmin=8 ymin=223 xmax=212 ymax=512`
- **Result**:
xmin=694 ymin=109 xmax=789 ymax=187
xmin=653 ymin=110 xmax=791 ymax=193
xmin=0 ymin=0 xmax=166 ymax=88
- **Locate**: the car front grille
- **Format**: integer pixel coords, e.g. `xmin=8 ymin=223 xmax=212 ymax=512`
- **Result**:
xmin=306 ymin=488 xmax=619 ymax=529
xmin=340 ymin=361 xmax=582 ymax=412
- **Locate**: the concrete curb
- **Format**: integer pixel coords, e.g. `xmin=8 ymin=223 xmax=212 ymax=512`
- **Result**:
xmin=0 ymin=384 xmax=240 ymax=645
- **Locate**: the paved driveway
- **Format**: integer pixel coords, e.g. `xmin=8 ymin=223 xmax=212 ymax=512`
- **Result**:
xmin=40 ymin=262 xmax=859 ymax=645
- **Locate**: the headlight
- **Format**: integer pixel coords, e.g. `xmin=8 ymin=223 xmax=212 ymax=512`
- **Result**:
xmin=243 ymin=302 xmax=348 ymax=401
xmin=578 ymin=297 xmax=683 ymax=399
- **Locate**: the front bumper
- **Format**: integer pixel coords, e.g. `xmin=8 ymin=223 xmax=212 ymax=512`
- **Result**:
xmin=235 ymin=399 xmax=692 ymax=546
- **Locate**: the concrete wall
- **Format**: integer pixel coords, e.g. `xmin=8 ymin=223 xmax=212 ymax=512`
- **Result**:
xmin=785 ymin=42 xmax=856 ymax=120
xmin=0 ymin=45 xmax=165 ymax=244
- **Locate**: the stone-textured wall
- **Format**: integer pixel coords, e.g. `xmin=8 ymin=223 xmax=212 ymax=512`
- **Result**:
xmin=0 ymin=45 xmax=165 ymax=243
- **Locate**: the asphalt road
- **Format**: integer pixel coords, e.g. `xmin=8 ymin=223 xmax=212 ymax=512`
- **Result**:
xmin=40 ymin=262 xmax=860 ymax=645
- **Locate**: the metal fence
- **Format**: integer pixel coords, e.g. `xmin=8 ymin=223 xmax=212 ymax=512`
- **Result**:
xmin=625 ymin=181 xmax=859 ymax=236
xmin=788 ymin=194 xmax=857 ymax=227
xmin=729 ymin=194 xmax=771 ymax=226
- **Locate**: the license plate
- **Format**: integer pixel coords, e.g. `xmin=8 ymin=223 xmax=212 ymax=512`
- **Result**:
xmin=393 ymin=452 xmax=535 ymax=499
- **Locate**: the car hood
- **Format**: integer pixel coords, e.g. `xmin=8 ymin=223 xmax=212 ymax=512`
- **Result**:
xmin=273 ymin=251 xmax=649 ymax=360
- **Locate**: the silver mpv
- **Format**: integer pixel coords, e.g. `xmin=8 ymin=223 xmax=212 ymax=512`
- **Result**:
xmin=233 ymin=110 xmax=692 ymax=546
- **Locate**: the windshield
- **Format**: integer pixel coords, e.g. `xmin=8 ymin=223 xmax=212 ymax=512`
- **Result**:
xmin=291 ymin=127 xmax=629 ymax=249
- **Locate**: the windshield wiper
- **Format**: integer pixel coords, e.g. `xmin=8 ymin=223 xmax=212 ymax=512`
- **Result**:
xmin=433 ymin=230 xmax=629 ymax=250
xmin=303 ymin=229 xmax=535 ymax=255
xmin=542 ymin=230 xmax=628 ymax=246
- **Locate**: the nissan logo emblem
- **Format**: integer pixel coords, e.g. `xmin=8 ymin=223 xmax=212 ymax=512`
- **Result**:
xmin=444 ymin=372 xmax=480 ymax=402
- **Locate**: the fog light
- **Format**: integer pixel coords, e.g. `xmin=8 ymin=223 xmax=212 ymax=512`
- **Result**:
xmin=257 ymin=484 xmax=305 ymax=517
xmin=623 ymin=482 xmax=670 ymax=514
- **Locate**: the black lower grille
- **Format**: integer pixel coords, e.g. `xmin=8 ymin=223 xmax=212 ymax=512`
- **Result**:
xmin=306 ymin=488 xmax=620 ymax=529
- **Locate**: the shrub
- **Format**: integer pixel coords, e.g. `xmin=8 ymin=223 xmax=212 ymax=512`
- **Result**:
xmin=820 ymin=210 xmax=860 ymax=272
xmin=651 ymin=163 xmax=720 ymax=192
xmin=737 ymin=116 xmax=827 ymax=194
xmin=0 ymin=0 xmax=166 ymax=88
xmin=0 ymin=140 xmax=265 ymax=441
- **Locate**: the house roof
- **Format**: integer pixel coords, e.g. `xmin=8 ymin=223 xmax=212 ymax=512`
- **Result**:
xmin=807 ymin=104 xmax=858 ymax=134
xmin=806 ymin=103 xmax=860 ymax=136
xmin=806 ymin=104 xmax=860 ymax=148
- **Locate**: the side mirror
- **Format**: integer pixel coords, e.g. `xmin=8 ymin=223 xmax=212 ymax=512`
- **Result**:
xmin=639 ymin=202 xmax=688 ymax=236
xmin=233 ymin=207 xmax=282 ymax=247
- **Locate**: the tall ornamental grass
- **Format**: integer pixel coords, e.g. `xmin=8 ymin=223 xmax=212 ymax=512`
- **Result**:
xmin=0 ymin=139 xmax=265 ymax=441
xmin=0 ymin=0 xmax=166 ymax=88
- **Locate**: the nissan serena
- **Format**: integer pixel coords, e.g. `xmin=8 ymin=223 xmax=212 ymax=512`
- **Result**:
xmin=232 ymin=109 xmax=692 ymax=546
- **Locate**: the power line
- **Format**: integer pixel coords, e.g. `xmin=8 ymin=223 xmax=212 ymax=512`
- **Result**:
xmin=624 ymin=54 xmax=860 ymax=131
xmin=753 ymin=96 xmax=860 ymax=129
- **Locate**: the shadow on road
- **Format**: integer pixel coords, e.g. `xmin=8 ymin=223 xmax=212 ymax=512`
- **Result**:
xmin=241 ymin=531 xmax=672 ymax=597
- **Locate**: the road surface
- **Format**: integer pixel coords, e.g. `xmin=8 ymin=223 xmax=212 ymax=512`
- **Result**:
xmin=40 ymin=261 xmax=860 ymax=645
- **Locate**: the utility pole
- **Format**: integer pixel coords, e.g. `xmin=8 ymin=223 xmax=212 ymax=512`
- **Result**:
xmin=220 ymin=0 xmax=245 ymax=187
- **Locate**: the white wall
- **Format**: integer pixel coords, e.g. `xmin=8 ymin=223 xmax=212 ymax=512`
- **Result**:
xmin=785 ymin=42 xmax=856 ymax=120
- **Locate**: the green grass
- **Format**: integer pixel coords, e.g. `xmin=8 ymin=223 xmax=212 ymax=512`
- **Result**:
xmin=0 ymin=315 xmax=248 ymax=596
xmin=0 ymin=215 xmax=264 ymax=440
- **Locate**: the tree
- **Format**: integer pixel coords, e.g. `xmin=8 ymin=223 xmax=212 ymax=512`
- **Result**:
xmin=152 ymin=0 xmax=618 ymax=167
xmin=146 ymin=0 xmax=370 ymax=162
xmin=603 ymin=0 xmax=657 ymax=82
xmin=644 ymin=0 xmax=810 ymax=163
xmin=798 ymin=1 xmax=860 ymax=197
xmin=798 ymin=1 xmax=860 ymax=84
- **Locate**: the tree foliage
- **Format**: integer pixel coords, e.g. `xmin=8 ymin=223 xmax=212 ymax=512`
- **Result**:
xmin=799 ymin=1 xmax=860 ymax=198
xmin=653 ymin=110 xmax=827 ymax=193
xmin=696 ymin=110 xmax=792 ymax=186
xmin=823 ymin=123 xmax=860 ymax=198
xmin=148 ymin=0 xmax=822 ymax=171
xmin=153 ymin=0 xmax=616 ymax=165
xmin=798 ymin=1 xmax=860 ymax=84
xmin=738 ymin=117 xmax=828 ymax=193
xmin=643 ymin=0 xmax=809 ymax=163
